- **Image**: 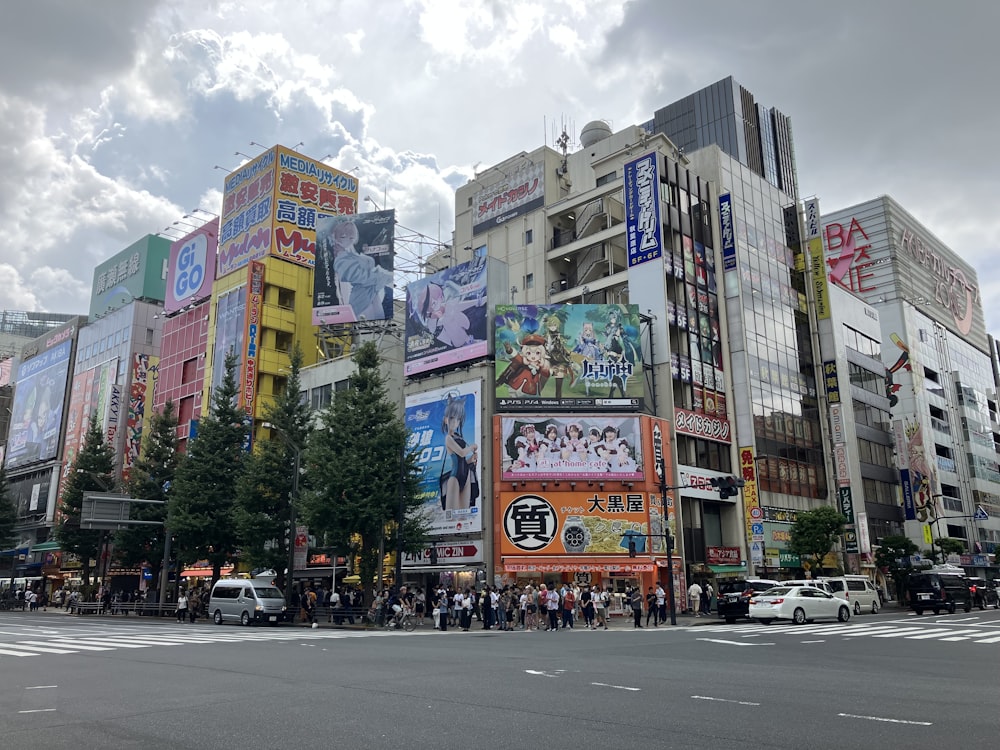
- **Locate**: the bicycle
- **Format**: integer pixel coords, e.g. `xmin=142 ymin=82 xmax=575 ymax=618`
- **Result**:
xmin=385 ymin=607 xmax=416 ymax=632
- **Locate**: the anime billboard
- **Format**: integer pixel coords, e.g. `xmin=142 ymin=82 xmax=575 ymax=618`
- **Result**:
xmin=494 ymin=304 xmax=643 ymax=411
xmin=5 ymin=340 xmax=71 ymax=469
xmin=312 ymin=210 xmax=395 ymax=324
xmin=405 ymin=381 xmax=482 ymax=536
xmin=498 ymin=415 xmax=643 ymax=481
xmin=404 ymin=258 xmax=489 ymax=377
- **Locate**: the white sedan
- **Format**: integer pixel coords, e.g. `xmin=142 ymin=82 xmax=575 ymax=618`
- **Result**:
xmin=748 ymin=586 xmax=852 ymax=625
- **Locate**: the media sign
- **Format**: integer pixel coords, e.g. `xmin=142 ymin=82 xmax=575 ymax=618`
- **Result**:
xmin=472 ymin=161 xmax=544 ymax=236
xmin=165 ymin=222 xmax=218 ymax=314
xmin=719 ymin=193 xmax=736 ymax=271
xmin=624 ymin=152 xmax=663 ymax=267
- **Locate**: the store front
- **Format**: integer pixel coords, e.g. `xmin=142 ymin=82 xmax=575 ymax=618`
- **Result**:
xmin=401 ymin=541 xmax=484 ymax=595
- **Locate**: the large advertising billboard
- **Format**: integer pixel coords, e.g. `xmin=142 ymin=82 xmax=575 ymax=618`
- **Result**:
xmin=312 ymin=209 xmax=395 ymax=324
xmin=624 ymin=152 xmax=663 ymax=267
xmin=90 ymin=235 xmax=171 ymax=319
xmin=472 ymin=161 xmax=544 ymax=236
xmin=498 ymin=489 xmax=650 ymax=557
xmin=218 ymin=149 xmax=276 ymax=277
xmin=211 ymin=286 xmax=247 ymax=394
xmin=405 ymin=381 xmax=482 ymax=536
xmin=242 ymin=262 xmax=264 ymax=416
xmin=6 ymin=340 xmax=72 ymax=469
xmin=494 ymin=303 xmax=643 ymax=411
xmin=497 ymin=415 xmax=643 ymax=481
xmin=404 ymin=258 xmax=489 ymax=377
xmin=165 ymin=221 xmax=218 ymax=314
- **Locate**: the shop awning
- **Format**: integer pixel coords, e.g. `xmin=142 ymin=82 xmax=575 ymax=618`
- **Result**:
xmin=180 ymin=566 xmax=233 ymax=578
xmin=502 ymin=557 xmax=656 ymax=573
xmin=31 ymin=541 xmax=61 ymax=552
xmin=0 ymin=546 xmax=29 ymax=558
xmin=401 ymin=564 xmax=481 ymax=573
xmin=708 ymin=564 xmax=748 ymax=576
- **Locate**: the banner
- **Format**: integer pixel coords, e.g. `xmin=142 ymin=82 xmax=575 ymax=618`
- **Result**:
xmin=719 ymin=193 xmax=736 ymax=271
xmin=165 ymin=222 xmax=218 ymax=313
xmin=472 ymin=161 xmax=544 ymax=235
xmin=312 ymin=210 xmax=395 ymax=324
xmin=242 ymin=262 xmax=264 ymax=417
xmin=404 ymin=381 xmax=482 ymax=535
xmin=6 ymin=340 xmax=72 ymax=469
xmin=498 ymin=490 xmax=650 ymax=556
xmin=494 ymin=303 xmax=643 ymax=411
xmin=497 ymin=415 xmax=643 ymax=481
xmin=218 ymin=149 xmax=276 ymax=277
xmin=211 ymin=286 xmax=247 ymax=394
xmin=404 ymin=258 xmax=489 ymax=376
xmin=739 ymin=446 xmax=762 ymax=562
xmin=624 ymin=152 xmax=663 ymax=267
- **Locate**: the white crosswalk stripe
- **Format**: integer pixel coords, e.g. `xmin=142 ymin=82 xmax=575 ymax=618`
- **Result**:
xmin=683 ymin=620 xmax=1000 ymax=645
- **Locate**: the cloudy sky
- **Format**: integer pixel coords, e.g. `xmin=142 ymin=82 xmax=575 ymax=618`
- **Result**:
xmin=1 ymin=0 xmax=997 ymax=334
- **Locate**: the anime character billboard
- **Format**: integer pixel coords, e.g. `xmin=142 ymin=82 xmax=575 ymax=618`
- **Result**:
xmin=405 ymin=381 xmax=482 ymax=536
xmin=494 ymin=303 xmax=643 ymax=411
xmin=404 ymin=258 xmax=489 ymax=377
xmin=497 ymin=415 xmax=643 ymax=481
xmin=5 ymin=340 xmax=71 ymax=469
xmin=312 ymin=209 xmax=395 ymax=324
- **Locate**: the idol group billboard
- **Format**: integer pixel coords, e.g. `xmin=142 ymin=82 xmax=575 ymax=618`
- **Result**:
xmin=6 ymin=340 xmax=72 ymax=469
xmin=165 ymin=221 xmax=218 ymax=314
xmin=211 ymin=286 xmax=247 ymax=394
xmin=404 ymin=258 xmax=489 ymax=377
xmin=494 ymin=303 xmax=643 ymax=411
xmin=498 ymin=415 xmax=643 ymax=481
xmin=404 ymin=381 xmax=482 ymax=536
xmin=498 ymin=490 xmax=650 ymax=556
xmin=313 ymin=209 xmax=395 ymax=324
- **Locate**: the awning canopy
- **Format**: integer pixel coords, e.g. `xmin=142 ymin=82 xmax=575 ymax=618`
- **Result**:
xmin=181 ymin=566 xmax=233 ymax=578
xmin=31 ymin=541 xmax=61 ymax=552
xmin=708 ymin=564 xmax=748 ymax=576
xmin=502 ymin=556 xmax=655 ymax=574
xmin=0 ymin=546 xmax=30 ymax=558
xmin=401 ymin=565 xmax=481 ymax=573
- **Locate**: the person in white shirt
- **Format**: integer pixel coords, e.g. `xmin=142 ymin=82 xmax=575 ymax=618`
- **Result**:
xmin=687 ymin=581 xmax=703 ymax=617
xmin=544 ymin=584 xmax=560 ymax=631
xmin=655 ymin=582 xmax=667 ymax=624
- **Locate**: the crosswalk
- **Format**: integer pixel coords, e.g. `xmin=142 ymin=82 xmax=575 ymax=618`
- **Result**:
xmin=0 ymin=624 xmax=423 ymax=659
xmin=684 ymin=618 xmax=1000 ymax=645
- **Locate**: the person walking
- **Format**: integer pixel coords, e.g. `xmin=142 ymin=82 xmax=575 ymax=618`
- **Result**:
xmin=645 ymin=586 xmax=658 ymax=627
xmin=544 ymin=584 xmax=560 ymax=632
xmin=655 ymin=581 xmax=667 ymax=625
xmin=176 ymin=589 xmax=188 ymax=623
xmin=688 ymin=580 xmax=703 ymax=616
xmin=630 ymin=587 xmax=643 ymax=628
xmin=596 ymin=587 xmax=610 ymax=630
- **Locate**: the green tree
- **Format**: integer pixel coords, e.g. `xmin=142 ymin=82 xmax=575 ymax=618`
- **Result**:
xmin=115 ymin=400 xmax=181 ymax=594
xmin=925 ymin=536 xmax=965 ymax=564
xmin=0 ymin=467 xmax=17 ymax=550
xmin=874 ymin=534 xmax=918 ymax=607
xmin=301 ymin=342 xmax=427 ymax=602
xmin=788 ymin=506 xmax=848 ymax=577
xmin=235 ymin=344 xmax=312 ymax=591
xmin=168 ymin=350 xmax=246 ymax=583
xmin=56 ymin=414 xmax=116 ymax=586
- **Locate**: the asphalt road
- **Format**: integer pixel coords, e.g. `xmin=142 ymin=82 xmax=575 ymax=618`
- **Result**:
xmin=0 ymin=605 xmax=998 ymax=749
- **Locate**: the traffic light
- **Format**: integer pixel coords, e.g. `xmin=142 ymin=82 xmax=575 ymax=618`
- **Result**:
xmin=710 ymin=475 xmax=746 ymax=499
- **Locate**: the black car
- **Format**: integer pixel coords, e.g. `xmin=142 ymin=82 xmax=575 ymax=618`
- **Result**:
xmin=717 ymin=579 xmax=780 ymax=624
xmin=907 ymin=570 xmax=973 ymax=615
xmin=968 ymin=578 xmax=999 ymax=610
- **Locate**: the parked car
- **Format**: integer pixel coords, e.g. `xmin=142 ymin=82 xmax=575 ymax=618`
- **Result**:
xmin=209 ymin=579 xmax=289 ymax=625
xmin=716 ymin=579 xmax=780 ymax=624
xmin=907 ymin=568 xmax=973 ymax=615
xmin=748 ymin=585 xmax=852 ymax=625
xmin=967 ymin=577 xmax=999 ymax=610
xmin=820 ymin=575 xmax=881 ymax=615
xmin=781 ymin=579 xmax=834 ymax=595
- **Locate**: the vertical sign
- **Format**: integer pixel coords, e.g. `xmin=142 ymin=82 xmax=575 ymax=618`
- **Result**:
xmin=739 ymin=446 xmax=762 ymax=564
xmin=624 ymin=152 xmax=663 ymax=267
xmin=719 ymin=194 xmax=736 ymax=271
xmin=822 ymin=360 xmax=840 ymax=403
xmin=242 ymin=261 xmax=265 ymax=417
xmin=804 ymin=198 xmax=830 ymax=320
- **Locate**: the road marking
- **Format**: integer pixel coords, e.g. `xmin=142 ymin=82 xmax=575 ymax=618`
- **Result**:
xmin=837 ymin=713 xmax=931 ymax=726
xmin=25 ymin=686 xmax=58 ymax=690
xmin=0 ymin=648 xmax=35 ymax=657
xmin=591 ymin=682 xmax=641 ymax=691
xmin=870 ymin=628 xmax=934 ymax=638
xmin=697 ymin=638 xmax=773 ymax=646
xmin=18 ymin=640 xmax=112 ymax=652
xmin=524 ymin=669 xmax=557 ymax=677
xmin=800 ymin=640 xmax=825 ymax=643
xmin=940 ymin=633 xmax=985 ymax=641
xmin=3 ymin=644 xmax=78 ymax=655
xmin=18 ymin=709 xmax=56 ymax=714
xmin=692 ymin=695 xmax=760 ymax=706
xmin=904 ymin=629 xmax=966 ymax=639
xmin=973 ymin=635 xmax=1000 ymax=643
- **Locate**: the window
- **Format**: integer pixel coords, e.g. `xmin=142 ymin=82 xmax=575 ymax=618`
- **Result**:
xmin=310 ymin=384 xmax=332 ymax=411
xmin=275 ymin=330 xmax=293 ymax=354
xmin=335 ymin=379 xmax=351 ymax=392
xmin=145 ymin=328 xmax=154 ymax=345
xmin=524 ymin=229 xmax=533 ymax=245
xmin=596 ymin=171 xmax=617 ymax=187
xmin=525 ymin=273 xmax=534 ymax=290
xmin=277 ymin=287 xmax=295 ymax=309
xmin=181 ymin=358 xmax=198 ymax=384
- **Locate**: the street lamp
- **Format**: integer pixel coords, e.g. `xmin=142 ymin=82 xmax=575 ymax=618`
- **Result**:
xmin=263 ymin=421 xmax=302 ymax=608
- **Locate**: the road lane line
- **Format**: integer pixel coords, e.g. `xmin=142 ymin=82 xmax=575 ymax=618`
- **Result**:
xmin=697 ymin=638 xmax=773 ymax=646
xmin=19 ymin=640 xmax=112 ymax=652
xmin=0 ymin=648 xmax=35 ymax=657
xmin=800 ymin=640 xmax=826 ymax=643
xmin=692 ymin=695 xmax=760 ymax=706
xmin=18 ymin=709 xmax=56 ymax=714
xmin=973 ymin=635 xmax=1000 ymax=643
xmin=903 ymin=629 xmax=965 ymax=639
xmin=940 ymin=632 xmax=986 ymax=641
xmin=4 ymin=644 xmax=78 ymax=655
xmin=591 ymin=682 xmax=641 ymax=691
xmin=870 ymin=628 xmax=935 ymax=638
xmin=25 ymin=686 xmax=58 ymax=690
xmin=837 ymin=713 xmax=931 ymax=726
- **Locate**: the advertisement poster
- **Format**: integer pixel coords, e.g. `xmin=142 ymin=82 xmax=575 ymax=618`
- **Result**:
xmin=404 ymin=381 xmax=482 ymax=536
xmin=472 ymin=161 xmax=544 ymax=235
xmin=313 ymin=209 xmax=395 ymax=324
xmin=123 ymin=353 xmax=157 ymax=479
xmin=218 ymin=149 xmax=276 ymax=277
xmin=5 ymin=340 xmax=71 ymax=469
xmin=211 ymin=286 xmax=247 ymax=394
xmin=624 ymin=152 xmax=663 ymax=267
xmin=404 ymin=258 xmax=489 ymax=377
xmin=497 ymin=415 xmax=643 ymax=481
xmin=165 ymin=222 xmax=218 ymax=314
xmin=242 ymin=262 xmax=264 ymax=416
xmin=494 ymin=303 xmax=643 ymax=411
xmin=498 ymin=490 xmax=650 ymax=556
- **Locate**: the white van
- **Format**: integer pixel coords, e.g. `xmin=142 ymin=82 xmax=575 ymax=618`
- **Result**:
xmin=209 ymin=579 xmax=288 ymax=626
xmin=820 ymin=575 xmax=880 ymax=614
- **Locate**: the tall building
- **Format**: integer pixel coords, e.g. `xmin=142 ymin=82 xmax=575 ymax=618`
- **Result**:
xmin=643 ymin=76 xmax=797 ymax=196
xmin=821 ymin=196 xmax=999 ymax=574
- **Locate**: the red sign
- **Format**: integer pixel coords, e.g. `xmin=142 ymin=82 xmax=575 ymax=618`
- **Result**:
xmin=825 ymin=217 xmax=877 ymax=294
xmin=673 ymin=407 xmax=731 ymax=444
xmin=706 ymin=546 xmax=742 ymax=566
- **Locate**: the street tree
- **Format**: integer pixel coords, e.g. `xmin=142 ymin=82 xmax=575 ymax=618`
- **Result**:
xmin=0 ymin=467 xmax=17 ymax=550
xmin=235 ymin=344 xmax=312 ymax=591
xmin=788 ymin=506 xmax=848 ymax=576
xmin=301 ymin=342 xmax=427 ymax=602
xmin=926 ymin=536 xmax=965 ymax=564
xmin=56 ymin=414 xmax=116 ymax=586
xmin=115 ymin=400 xmax=181 ymax=594
xmin=874 ymin=534 xmax=918 ymax=606
xmin=168 ymin=350 xmax=246 ymax=583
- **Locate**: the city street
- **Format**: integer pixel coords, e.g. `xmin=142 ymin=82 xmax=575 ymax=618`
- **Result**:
xmin=0 ymin=606 xmax=998 ymax=748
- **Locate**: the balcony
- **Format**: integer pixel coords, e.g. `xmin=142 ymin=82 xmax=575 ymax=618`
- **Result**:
xmin=935 ymin=456 xmax=957 ymax=474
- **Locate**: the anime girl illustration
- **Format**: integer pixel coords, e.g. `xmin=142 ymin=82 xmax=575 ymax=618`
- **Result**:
xmin=439 ymin=393 xmax=478 ymax=511
xmin=414 ymin=279 xmax=484 ymax=348
xmin=572 ymin=321 xmax=603 ymax=394
xmin=542 ymin=311 xmax=575 ymax=399
xmin=603 ymin=307 xmax=638 ymax=398
xmin=316 ymin=217 xmax=394 ymax=320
